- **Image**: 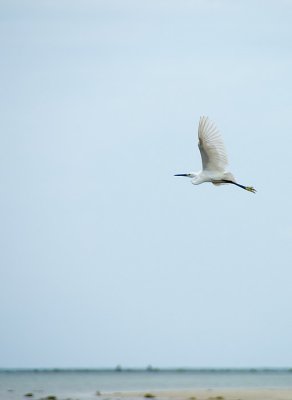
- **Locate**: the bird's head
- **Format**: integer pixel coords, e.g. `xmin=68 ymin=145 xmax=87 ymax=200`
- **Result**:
xmin=174 ymin=172 xmax=197 ymax=179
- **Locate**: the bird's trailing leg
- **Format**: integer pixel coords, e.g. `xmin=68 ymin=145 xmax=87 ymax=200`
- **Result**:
xmin=221 ymin=179 xmax=256 ymax=193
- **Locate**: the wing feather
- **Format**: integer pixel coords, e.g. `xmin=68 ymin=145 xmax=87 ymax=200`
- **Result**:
xmin=198 ymin=116 xmax=229 ymax=172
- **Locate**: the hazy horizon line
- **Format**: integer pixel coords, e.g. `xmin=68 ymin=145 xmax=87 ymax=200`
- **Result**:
xmin=1 ymin=367 xmax=292 ymax=373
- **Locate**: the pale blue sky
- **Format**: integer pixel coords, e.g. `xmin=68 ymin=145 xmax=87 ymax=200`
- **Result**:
xmin=1 ymin=0 xmax=292 ymax=368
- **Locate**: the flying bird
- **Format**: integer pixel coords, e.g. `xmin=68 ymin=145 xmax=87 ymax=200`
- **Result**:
xmin=175 ymin=116 xmax=256 ymax=193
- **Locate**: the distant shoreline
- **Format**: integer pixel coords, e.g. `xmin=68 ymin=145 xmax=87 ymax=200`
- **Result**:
xmin=2 ymin=370 xmax=292 ymax=400
xmin=1 ymin=367 xmax=292 ymax=373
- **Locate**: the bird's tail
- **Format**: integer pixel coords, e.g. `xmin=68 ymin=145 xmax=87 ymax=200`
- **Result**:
xmin=212 ymin=172 xmax=235 ymax=186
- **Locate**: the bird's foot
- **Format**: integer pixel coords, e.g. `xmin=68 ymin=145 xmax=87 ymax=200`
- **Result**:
xmin=245 ymin=186 xmax=256 ymax=193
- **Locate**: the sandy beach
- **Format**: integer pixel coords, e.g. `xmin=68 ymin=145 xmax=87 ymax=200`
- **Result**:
xmin=2 ymin=370 xmax=292 ymax=400
xmin=104 ymin=388 xmax=292 ymax=400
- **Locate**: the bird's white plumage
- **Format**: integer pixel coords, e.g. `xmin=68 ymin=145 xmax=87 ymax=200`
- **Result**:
xmin=198 ymin=116 xmax=228 ymax=172
xmin=174 ymin=115 xmax=256 ymax=193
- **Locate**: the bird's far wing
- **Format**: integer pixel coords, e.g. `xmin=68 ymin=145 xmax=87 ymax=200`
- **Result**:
xmin=198 ymin=116 xmax=229 ymax=172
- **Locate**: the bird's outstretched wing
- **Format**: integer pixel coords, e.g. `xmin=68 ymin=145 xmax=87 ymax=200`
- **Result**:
xmin=198 ymin=116 xmax=229 ymax=172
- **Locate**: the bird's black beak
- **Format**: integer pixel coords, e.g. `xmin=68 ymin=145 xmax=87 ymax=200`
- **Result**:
xmin=174 ymin=174 xmax=188 ymax=177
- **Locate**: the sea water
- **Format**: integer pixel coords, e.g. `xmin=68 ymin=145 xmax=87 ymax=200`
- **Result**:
xmin=1 ymin=369 xmax=292 ymax=400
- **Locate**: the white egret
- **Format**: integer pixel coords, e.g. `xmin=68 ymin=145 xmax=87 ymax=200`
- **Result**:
xmin=175 ymin=116 xmax=256 ymax=193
